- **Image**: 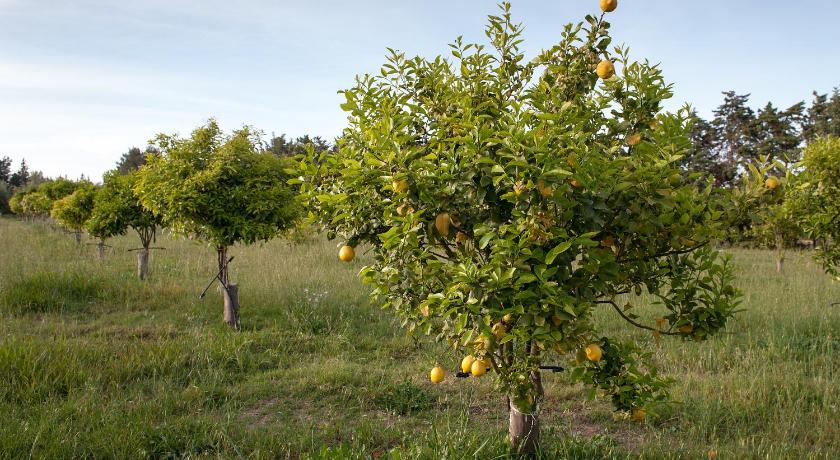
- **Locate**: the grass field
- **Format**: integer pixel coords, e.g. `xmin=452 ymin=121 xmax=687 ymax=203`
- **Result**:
xmin=1 ymin=217 xmax=838 ymax=459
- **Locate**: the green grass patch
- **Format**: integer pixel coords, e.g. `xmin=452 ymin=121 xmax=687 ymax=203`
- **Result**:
xmin=0 ymin=217 xmax=838 ymax=458
xmin=0 ymin=271 xmax=111 ymax=314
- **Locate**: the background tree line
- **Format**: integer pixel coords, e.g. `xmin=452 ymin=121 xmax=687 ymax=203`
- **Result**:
xmin=683 ymin=87 xmax=840 ymax=187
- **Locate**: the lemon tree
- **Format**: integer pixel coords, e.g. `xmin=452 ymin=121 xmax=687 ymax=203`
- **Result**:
xmin=50 ymin=182 xmax=97 ymax=245
xmin=88 ymin=170 xmax=161 ymax=278
xmin=790 ymin=136 xmax=840 ymax=275
xmin=742 ymin=158 xmax=799 ymax=273
xmin=297 ymin=2 xmax=739 ymax=452
xmin=135 ymin=120 xmax=300 ymax=329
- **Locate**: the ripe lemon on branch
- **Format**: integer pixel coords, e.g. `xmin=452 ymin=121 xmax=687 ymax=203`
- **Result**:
xmin=338 ymin=245 xmax=355 ymax=262
xmin=600 ymin=0 xmax=618 ymax=13
xmin=430 ymin=365 xmax=445 ymax=383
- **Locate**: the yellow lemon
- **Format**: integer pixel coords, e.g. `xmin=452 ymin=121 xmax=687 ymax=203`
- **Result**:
xmin=492 ymin=322 xmax=507 ymax=340
xmin=765 ymin=176 xmax=780 ymax=189
xmin=474 ymin=334 xmax=493 ymax=351
xmin=596 ymin=60 xmax=615 ymax=79
xmin=585 ymin=344 xmax=603 ymax=362
xmin=471 ymin=359 xmax=488 ymax=376
xmin=430 ymin=366 xmax=445 ymax=384
xmin=338 ymin=245 xmax=355 ymax=262
xmin=600 ymin=0 xmax=618 ymax=13
xmin=435 ymin=212 xmax=451 ymax=237
xmin=461 ymin=355 xmax=476 ymax=373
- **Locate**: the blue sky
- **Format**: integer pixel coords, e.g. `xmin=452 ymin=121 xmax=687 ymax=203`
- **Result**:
xmin=1 ymin=0 xmax=838 ymax=181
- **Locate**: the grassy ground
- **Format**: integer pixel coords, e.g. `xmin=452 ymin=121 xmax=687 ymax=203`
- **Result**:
xmin=0 ymin=217 xmax=838 ymax=459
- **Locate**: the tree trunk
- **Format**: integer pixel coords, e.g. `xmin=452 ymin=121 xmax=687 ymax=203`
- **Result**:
xmin=509 ymin=398 xmax=540 ymax=455
xmin=775 ymin=232 xmax=785 ymax=274
xmin=223 ymin=283 xmax=240 ymax=330
xmin=97 ymin=240 xmax=106 ymax=261
xmin=137 ymin=248 xmax=150 ymax=280
xmin=74 ymin=230 xmax=81 ymax=246
xmin=217 ymin=246 xmax=240 ymax=330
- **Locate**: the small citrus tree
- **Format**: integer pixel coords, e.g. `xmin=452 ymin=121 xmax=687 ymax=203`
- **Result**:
xmin=10 ymin=190 xmax=52 ymax=219
xmin=298 ymin=2 xmax=739 ymax=452
xmin=135 ymin=120 xmax=300 ymax=329
xmin=790 ymin=136 xmax=840 ymax=275
xmin=743 ymin=158 xmax=799 ymax=272
xmin=50 ymin=182 xmax=97 ymax=245
xmin=87 ymin=170 xmax=161 ymax=277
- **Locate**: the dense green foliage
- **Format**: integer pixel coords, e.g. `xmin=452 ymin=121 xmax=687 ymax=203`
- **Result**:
xmin=11 ymin=190 xmax=52 ymax=217
xmin=299 ymin=3 xmax=739 ymax=423
xmin=88 ymin=170 xmax=158 ymax=245
xmin=741 ymin=159 xmax=800 ymax=270
xmin=50 ymin=182 xmax=97 ymax=234
xmin=792 ymin=136 xmax=840 ymax=275
xmin=135 ymin=120 xmax=300 ymax=249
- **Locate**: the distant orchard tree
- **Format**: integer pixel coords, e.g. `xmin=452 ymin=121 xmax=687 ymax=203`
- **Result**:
xmin=135 ymin=120 xmax=300 ymax=329
xmin=40 ymin=177 xmax=82 ymax=202
xmin=88 ymin=170 xmax=160 ymax=278
xmin=743 ymin=159 xmax=799 ymax=273
xmin=50 ymin=182 xmax=97 ymax=245
xmin=791 ymin=136 xmax=840 ymax=275
xmin=11 ymin=190 xmax=51 ymax=218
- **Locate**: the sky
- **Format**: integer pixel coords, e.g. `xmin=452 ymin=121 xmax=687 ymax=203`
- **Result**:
xmin=1 ymin=0 xmax=838 ymax=181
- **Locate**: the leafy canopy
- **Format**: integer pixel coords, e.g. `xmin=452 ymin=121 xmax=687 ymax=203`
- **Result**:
xmin=135 ymin=119 xmax=300 ymax=248
xmin=298 ymin=3 xmax=739 ymax=414
xmin=791 ymin=136 xmax=840 ymax=274
xmin=51 ymin=182 xmax=97 ymax=232
xmin=87 ymin=170 xmax=158 ymax=242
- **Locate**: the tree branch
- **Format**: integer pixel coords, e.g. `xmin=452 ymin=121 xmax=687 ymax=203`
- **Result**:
xmin=603 ymin=300 xmax=681 ymax=336
xmin=617 ymin=241 xmax=709 ymax=264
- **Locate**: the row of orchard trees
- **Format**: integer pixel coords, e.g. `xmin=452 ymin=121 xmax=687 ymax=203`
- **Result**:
xmin=4 ymin=0 xmax=840 ymax=454
xmin=7 ymin=121 xmax=301 ymax=330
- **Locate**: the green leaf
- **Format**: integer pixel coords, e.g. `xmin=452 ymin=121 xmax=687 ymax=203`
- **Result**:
xmin=545 ymin=241 xmax=573 ymax=264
